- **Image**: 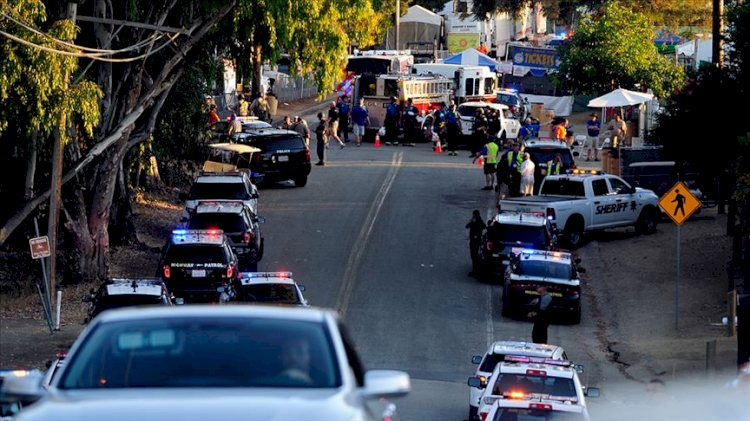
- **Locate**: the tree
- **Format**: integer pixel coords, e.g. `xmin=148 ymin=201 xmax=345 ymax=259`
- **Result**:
xmin=414 ymin=0 xmax=446 ymax=13
xmin=553 ymin=2 xmax=684 ymax=98
xmin=470 ymin=0 xmax=605 ymax=26
xmin=627 ymin=0 xmax=712 ymax=28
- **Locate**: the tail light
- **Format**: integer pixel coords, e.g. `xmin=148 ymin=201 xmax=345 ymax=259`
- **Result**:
xmin=530 ymin=403 xmax=552 ymax=410
xmin=486 ymin=242 xmax=493 ymax=251
xmin=226 ymin=265 xmax=234 ymax=278
xmin=526 ymin=369 xmax=547 ymax=376
xmin=243 ymin=232 xmax=253 ymax=243
xmin=480 ymin=412 xmax=488 ymax=421
xmin=56 ymin=351 xmax=67 ymax=358
xmin=566 ymin=288 xmax=580 ymax=298
xmin=305 ymin=147 xmax=311 ymax=161
xmin=570 ymin=162 xmax=577 ymax=169
xmin=546 ymin=208 xmax=556 ymax=221
xmin=163 ymin=265 xmax=171 ymax=278
xmin=253 ymin=152 xmax=261 ymax=165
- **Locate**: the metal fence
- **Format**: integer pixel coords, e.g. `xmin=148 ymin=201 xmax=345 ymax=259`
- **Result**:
xmin=211 ymin=74 xmax=320 ymax=116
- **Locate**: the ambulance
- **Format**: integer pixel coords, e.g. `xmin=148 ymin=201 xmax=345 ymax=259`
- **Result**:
xmin=410 ymin=63 xmax=498 ymax=104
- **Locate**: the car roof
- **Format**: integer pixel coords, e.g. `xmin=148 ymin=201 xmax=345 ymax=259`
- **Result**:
xmin=523 ymin=138 xmax=571 ymax=149
xmin=493 ymin=212 xmax=548 ymax=227
xmin=459 ymin=102 xmax=509 ymax=110
xmin=194 ymin=172 xmax=247 ymax=184
xmin=235 ymin=129 xmax=302 ymax=139
xmin=516 ymin=249 xmax=573 ymax=264
xmin=489 ymin=399 xmax=584 ymax=413
xmin=208 ymin=143 xmax=262 ymax=154
xmin=498 ymin=362 xmax=576 ymax=378
xmin=195 ymin=201 xmax=247 ymax=214
xmin=104 ymin=279 xmax=164 ymax=297
xmin=629 ymin=161 xmax=676 ymax=167
xmin=170 ymin=229 xmax=226 ymax=245
xmin=490 ymin=341 xmax=562 ymax=357
xmin=238 ymin=272 xmax=297 ymax=287
xmin=92 ymin=304 xmax=332 ymax=324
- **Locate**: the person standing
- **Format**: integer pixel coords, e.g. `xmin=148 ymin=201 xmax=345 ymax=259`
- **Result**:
xmin=291 ymin=116 xmax=311 ymax=148
xmin=350 ymin=98 xmax=370 ymax=146
xmin=314 ymin=112 xmax=327 ymax=166
xmin=505 ymin=143 xmax=523 ymax=196
xmin=477 ymin=41 xmax=488 ymax=55
xmin=445 ymin=104 xmax=461 ymax=156
xmin=474 ymin=139 xmax=499 ymax=190
xmin=238 ymin=95 xmax=250 ymax=117
xmin=607 ymin=114 xmax=627 ymax=148
xmin=520 ymin=153 xmax=535 ymax=196
xmin=432 ymin=102 xmax=447 ymax=151
xmin=206 ymin=104 xmax=220 ymax=127
xmin=466 ymin=210 xmax=487 ymax=278
xmin=227 ymin=113 xmax=243 ymax=137
xmin=528 ymin=285 xmax=552 ymax=344
xmin=545 ymin=153 xmax=563 ymax=177
xmin=336 ymin=96 xmax=351 ymax=143
xmin=326 ymin=102 xmax=345 ymax=149
xmin=384 ymin=96 xmax=401 ymax=146
xmin=585 ymin=114 xmax=601 ymax=161
xmin=278 ymin=115 xmax=293 ymax=130
xmin=251 ymin=94 xmax=271 ymax=122
xmin=470 ymin=108 xmax=488 ymax=158
xmin=402 ymin=98 xmax=419 ymax=147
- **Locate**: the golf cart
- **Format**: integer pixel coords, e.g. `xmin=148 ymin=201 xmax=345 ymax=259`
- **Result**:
xmin=203 ymin=143 xmax=264 ymax=184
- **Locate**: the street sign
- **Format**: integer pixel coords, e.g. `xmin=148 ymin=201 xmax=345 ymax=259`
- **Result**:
xmin=29 ymin=236 xmax=51 ymax=259
xmin=658 ymin=182 xmax=701 ymax=226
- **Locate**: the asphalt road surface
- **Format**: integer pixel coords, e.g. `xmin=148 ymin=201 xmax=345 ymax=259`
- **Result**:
xmin=257 ymin=117 xmax=623 ymax=420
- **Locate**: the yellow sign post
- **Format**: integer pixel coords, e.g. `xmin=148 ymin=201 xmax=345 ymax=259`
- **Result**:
xmin=658 ymin=181 xmax=702 ymax=330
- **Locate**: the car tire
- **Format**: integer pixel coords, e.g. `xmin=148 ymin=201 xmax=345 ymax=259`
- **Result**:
xmin=469 ymin=405 xmax=478 ymax=420
xmin=258 ymin=238 xmax=264 ymax=261
xmin=571 ymin=305 xmax=582 ymax=325
xmin=294 ymin=176 xmax=308 ymax=187
xmin=563 ymin=218 xmax=584 ymax=249
xmin=635 ymin=207 xmax=658 ymax=235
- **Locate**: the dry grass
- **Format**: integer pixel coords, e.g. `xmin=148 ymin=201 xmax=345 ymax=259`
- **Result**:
xmin=0 ymin=281 xmax=98 ymax=326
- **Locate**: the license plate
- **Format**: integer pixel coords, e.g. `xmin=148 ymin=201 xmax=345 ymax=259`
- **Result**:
xmin=278 ymin=155 xmax=289 ymax=162
xmin=524 ymin=290 xmax=563 ymax=297
xmin=192 ymin=269 xmax=206 ymax=277
xmin=492 ymin=253 xmax=500 ymax=258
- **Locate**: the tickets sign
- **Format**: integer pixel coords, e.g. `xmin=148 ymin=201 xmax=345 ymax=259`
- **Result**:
xmin=509 ymin=46 xmax=562 ymax=70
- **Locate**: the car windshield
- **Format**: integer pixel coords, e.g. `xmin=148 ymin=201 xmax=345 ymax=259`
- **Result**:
xmin=458 ymin=106 xmax=484 ymax=117
xmin=493 ymin=408 xmax=585 ymax=421
xmin=93 ymin=295 xmax=164 ymax=316
xmin=539 ymin=179 xmax=585 ymax=197
xmin=488 ymin=224 xmax=546 ymax=247
xmin=243 ymin=284 xmax=300 ymax=304
xmin=166 ymin=245 xmax=227 ymax=265
xmin=491 ymin=373 xmax=577 ymax=398
xmin=188 ymin=213 xmax=246 ymax=233
xmin=57 ymin=317 xmax=342 ymax=389
xmin=189 ymin=182 xmax=249 ymax=200
xmin=497 ymin=93 xmax=519 ymax=105
xmin=516 ymin=261 xmax=572 ymax=280
xmin=526 ymin=149 xmax=575 ymax=167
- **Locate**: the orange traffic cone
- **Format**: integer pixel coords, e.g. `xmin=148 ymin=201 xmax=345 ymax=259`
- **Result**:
xmin=434 ymin=139 xmax=442 ymax=153
xmin=374 ymin=133 xmax=382 ymax=147
xmin=477 ymin=156 xmax=484 ymax=166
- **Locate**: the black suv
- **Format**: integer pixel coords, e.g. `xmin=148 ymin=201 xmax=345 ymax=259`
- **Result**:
xmin=232 ymin=129 xmax=311 ymax=187
xmin=156 ymin=229 xmax=240 ymax=303
xmin=495 ymin=89 xmax=529 ymax=121
xmin=521 ymin=138 xmax=578 ymax=194
xmin=477 ymin=211 xmax=558 ymax=282
xmin=82 ymin=278 xmax=176 ymax=323
xmin=187 ymin=201 xmax=265 ymax=271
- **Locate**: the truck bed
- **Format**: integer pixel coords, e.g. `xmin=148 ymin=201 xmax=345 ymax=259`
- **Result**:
xmin=501 ymin=195 xmax=586 ymax=204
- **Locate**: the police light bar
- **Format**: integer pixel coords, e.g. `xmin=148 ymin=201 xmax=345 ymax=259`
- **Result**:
xmin=196 ymin=200 xmax=244 ymax=206
xmin=565 ymin=169 xmax=604 ymax=175
xmin=172 ymin=229 xmax=223 ymax=235
xmin=505 ymin=355 xmax=575 ymax=367
xmin=241 ymin=271 xmax=293 ymax=278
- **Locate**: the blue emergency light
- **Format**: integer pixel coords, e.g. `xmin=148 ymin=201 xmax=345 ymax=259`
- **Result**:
xmin=505 ymin=355 xmax=574 ymax=367
xmin=242 ymin=271 xmax=293 ymax=278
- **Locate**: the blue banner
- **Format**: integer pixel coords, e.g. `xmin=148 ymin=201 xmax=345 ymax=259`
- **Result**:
xmin=510 ymin=46 xmax=561 ymax=70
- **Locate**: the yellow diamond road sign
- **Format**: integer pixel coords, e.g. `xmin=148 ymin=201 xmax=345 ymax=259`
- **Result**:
xmin=658 ymin=182 xmax=701 ymax=226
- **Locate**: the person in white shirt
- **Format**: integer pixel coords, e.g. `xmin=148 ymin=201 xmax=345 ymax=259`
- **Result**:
xmin=520 ymin=153 xmax=535 ymax=196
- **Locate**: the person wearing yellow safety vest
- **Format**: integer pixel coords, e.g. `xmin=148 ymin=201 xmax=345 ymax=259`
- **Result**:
xmin=502 ymin=143 xmax=523 ymax=197
xmin=545 ymin=153 xmax=563 ymax=177
xmin=473 ymin=140 xmax=500 ymax=190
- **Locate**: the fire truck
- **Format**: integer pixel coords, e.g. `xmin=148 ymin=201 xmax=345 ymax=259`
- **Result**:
xmin=352 ymin=74 xmax=453 ymax=138
xmin=410 ymin=63 xmax=498 ymax=104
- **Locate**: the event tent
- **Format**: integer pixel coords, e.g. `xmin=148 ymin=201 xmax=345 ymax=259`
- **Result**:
xmin=588 ymin=88 xmax=654 ymax=108
xmin=385 ymin=5 xmax=443 ymax=50
xmin=442 ymin=48 xmax=498 ymax=71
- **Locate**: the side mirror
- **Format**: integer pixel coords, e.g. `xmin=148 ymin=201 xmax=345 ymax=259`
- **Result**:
xmin=255 ymin=216 xmax=266 ymax=224
xmin=251 ymin=193 xmax=260 ymax=199
xmin=575 ymin=364 xmax=585 ymax=374
xmin=82 ymin=295 xmax=91 ymax=303
xmin=298 ymin=285 xmax=306 ymax=292
xmin=577 ymin=267 xmax=586 ymax=273
xmin=573 ymin=151 xmax=580 ymax=157
xmin=360 ymin=370 xmax=410 ymax=399
xmin=584 ymin=386 xmax=600 ymax=398
xmin=174 ymin=298 xmax=185 ymax=305
xmin=178 ymin=192 xmax=189 ymax=201
xmin=467 ymin=376 xmax=485 ymax=388
xmin=471 ymin=355 xmax=483 ymax=365
xmin=0 ymin=370 xmax=45 ymax=403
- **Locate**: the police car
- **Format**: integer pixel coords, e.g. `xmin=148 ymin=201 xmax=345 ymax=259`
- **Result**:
xmin=477 ymin=212 xmax=558 ymax=282
xmin=468 ymin=342 xmax=568 ymax=420
xmin=468 ymin=355 xmax=598 ymax=421
xmin=483 ymin=393 xmax=591 ymax=421
xmin=156 ymin=229 xmax=240 ymax=303
xmin=237 ymin=272 xmax=309 ymax=307
xmin=456 ymin=101 xmax=520 ymax=141
xmin=178 ymin=171 xmax=259 ymax=221
xmin=82 ymin=278 xmax=177 ymax=323
xmin=186 ymin=201 xmax=265 ymax=271
xmin=0 ymin=370 xmax=43 ymax=420
xmin=521 ymin=138 xmax=578 ymax=194
xmin=502 ymin=249 xmax=585 ymax=324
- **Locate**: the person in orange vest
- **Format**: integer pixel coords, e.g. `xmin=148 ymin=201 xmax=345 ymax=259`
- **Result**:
xmin=477 ymin=42 xmax=488 ymax=55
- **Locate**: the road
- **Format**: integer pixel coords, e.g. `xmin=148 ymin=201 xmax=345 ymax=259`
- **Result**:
xmin=256 ymin=122 xmax=627 ymax=420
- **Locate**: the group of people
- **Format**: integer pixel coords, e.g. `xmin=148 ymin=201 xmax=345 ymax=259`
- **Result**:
xmin=473 ymin=140 xmax=557 ymax=198
xmin=311 ymin=96 xmax=373 ymax=166
xmin=277 ymin=115 xmax=312 ymax=147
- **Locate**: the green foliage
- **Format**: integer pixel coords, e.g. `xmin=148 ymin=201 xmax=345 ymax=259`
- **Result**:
xmin=413 ymin=0 xmax=445 ymax=13
xmin=627 ymin=0 xmax=711 ymax=28
xmin=553 ymin=2 xmax=684 ymax=98
xmin=470 ymin=0 xmax=604 ymax=26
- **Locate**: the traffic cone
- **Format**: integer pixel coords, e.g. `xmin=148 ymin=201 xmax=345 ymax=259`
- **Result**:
xmin=374 ymin=133 xmax=382 ymax=147
xmin=434 ymin=139 xmax=442 ymax=153
xmin=477 ymin=156 xmax=484 ymax=166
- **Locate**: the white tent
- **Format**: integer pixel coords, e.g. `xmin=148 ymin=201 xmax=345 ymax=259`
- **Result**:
xmin=442 ymin=48 xmax=499 ymax=71
xmin=588 ymin=88 xmax=654 ymax=108
xmin=386 ymin=5 xmax=443 ymax=50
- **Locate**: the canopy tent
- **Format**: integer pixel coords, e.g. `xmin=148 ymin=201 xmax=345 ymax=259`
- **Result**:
xmin=442 ymin=48 xmax=498 ymax=71
xmin=588 ymin=88 xmax=654 ymax=108
xmin=385 ymin=5 xmax=443 ymax=50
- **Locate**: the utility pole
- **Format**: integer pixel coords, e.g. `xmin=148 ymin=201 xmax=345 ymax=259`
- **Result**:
xmin=712 ymin=0 xmax=724 ymax=68
xmin=47 ymin=2 xmax=77 ymax=311
xmin=395 ymin=0 xmax=400 ymax=51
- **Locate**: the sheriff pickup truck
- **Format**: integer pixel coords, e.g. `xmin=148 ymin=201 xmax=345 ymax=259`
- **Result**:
xmin=499 ymin=171 xmax=660 ymax=248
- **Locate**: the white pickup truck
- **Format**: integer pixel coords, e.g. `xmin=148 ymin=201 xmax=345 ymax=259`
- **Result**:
xmin=499 ymin=172 xmax=660 ymax=248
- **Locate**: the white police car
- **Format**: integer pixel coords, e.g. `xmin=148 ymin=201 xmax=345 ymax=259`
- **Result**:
xmin=82 ymin=278 xmax=177 ymax=323
xmin=469 ymin=356 xmax=599 ymax=421
xmin=237 ymin=272 xmax=309 ymax=307
xmin=178 ymin=171 xmax=259 ymax=221
xmin=468 ymin=342 xmax=568 ymax=420
xmin=483 ymin=393 xmax=591 ymax=421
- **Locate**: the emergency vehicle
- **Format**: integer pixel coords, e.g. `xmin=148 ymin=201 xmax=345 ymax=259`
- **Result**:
xmin=352 ymin=74 xmax=453 ymax=135
xmin=346 ymin=51 xmax=414 ymax=75
xmin=483 ymin=395 xmax=591 ymax=421
xmin=410 ymin=63 xmax=498 ymax=104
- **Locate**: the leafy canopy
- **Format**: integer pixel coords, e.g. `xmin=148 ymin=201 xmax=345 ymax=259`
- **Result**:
xmin=553 ymin=1 xmax=684 ymax=98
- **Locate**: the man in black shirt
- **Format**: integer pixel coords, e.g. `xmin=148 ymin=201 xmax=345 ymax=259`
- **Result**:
xmin=326 ymin=102 xmax=345 ymax=149
xmin=466 ymin=210 xmax=487 ymax=278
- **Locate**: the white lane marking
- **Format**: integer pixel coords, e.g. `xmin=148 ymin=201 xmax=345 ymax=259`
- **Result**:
xmin=487 ymin=284 xmax=494 ymax=347
xmin=335 ymin=151 xmax=403 ymax=316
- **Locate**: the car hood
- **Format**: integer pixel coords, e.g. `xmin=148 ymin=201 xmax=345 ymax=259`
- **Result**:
xmin=18 ymin=389 xmax=363 ymax=421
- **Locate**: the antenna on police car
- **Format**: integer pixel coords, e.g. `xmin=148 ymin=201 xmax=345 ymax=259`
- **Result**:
xmin=130 ymin=280 xmax=138 ymax=293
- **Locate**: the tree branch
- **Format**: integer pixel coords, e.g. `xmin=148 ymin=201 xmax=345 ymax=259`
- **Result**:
xmin=120 ymin=76 xmax=178 ymax=161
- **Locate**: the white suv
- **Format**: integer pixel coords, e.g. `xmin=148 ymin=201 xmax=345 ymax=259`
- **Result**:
xmin=468 ymin=342 xmax=567 ymax=420
xmin=484 ymin=395 xmax=591 ymax=421
xmin=469 ymin=355 xmax=599 ymax=421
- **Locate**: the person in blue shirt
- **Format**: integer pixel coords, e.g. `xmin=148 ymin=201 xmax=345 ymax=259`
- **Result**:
xmin=350 ymin=98 xmax=370 ymax=146
xmin=445 ymin=104 xmax=461 ymax=156
xmin=336 ymin=96 xmax=351 ymax=143
xmin=584 ymin=113 xmax=601 ymax=161
xmin=402 ymin=98 xmax=419 ymax=147
xmin=432 ymin=102 xmax=447 ymax=151
xmin=384 ymin=97 xmax=401 ymax=146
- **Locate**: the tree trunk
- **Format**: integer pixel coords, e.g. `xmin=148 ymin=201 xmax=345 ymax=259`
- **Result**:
xmin=24 ymin=131 xmax=38 ymax=199
xmin=108 ymin=160 xmax=138 ymax=247
xmin=252 ymin=43 xmax=263 ymax=98
xmin=145 ymin=138 xmax=162 ymax=191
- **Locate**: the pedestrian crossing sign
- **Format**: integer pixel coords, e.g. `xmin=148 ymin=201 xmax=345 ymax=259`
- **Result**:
xmin=658 ymin=182 xmax=701 ymax=226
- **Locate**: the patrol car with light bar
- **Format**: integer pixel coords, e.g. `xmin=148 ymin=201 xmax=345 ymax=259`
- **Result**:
xmin=499 ymin=171 xmax=660 ymax=248
xmin=468 ymin=355 xmax=599 ymax=421
xmin=156 ymin=229 xmax=240 ymax=304
xmin=482 ymin=393 xmax=591 ymax=421
xmin=81 ymin=278 xmax=177 ymax=323
xmin=476 ymin=211 xmax=558 ymax=282
xmin=237 ymin=272 xmax=309 ymax=307
xmin=0 ymin=369 xmax=43 ymax=420
xmin=187 ymin=200 xmax=265 ymax=271
xmin=178 ymin=171 xmax=260 ymax=222
xmin=468 ymin=342 xmax=568 ymax=420
xmin=502 ymin=249 xmax=585 ymax=324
